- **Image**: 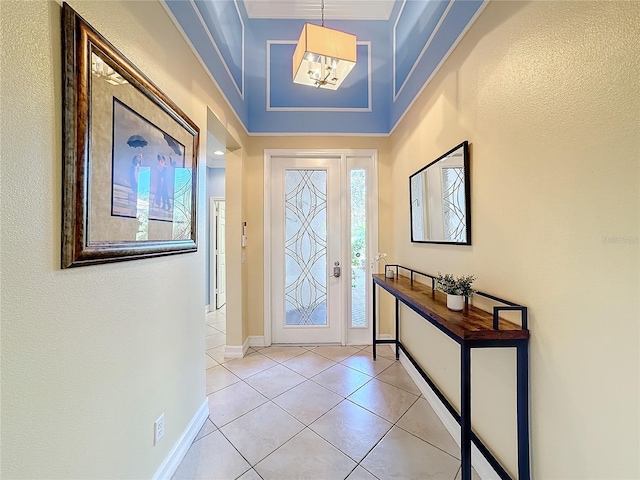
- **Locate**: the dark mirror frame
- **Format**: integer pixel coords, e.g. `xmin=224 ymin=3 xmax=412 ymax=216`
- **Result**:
xmin=61 ymin=3 xmax=199 ymax=268
xmin=409 ymin=140 xmax=471 ymax=245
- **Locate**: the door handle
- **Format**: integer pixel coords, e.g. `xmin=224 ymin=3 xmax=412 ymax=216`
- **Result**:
xmin=333 ymin=261 xmax=341 ymax=278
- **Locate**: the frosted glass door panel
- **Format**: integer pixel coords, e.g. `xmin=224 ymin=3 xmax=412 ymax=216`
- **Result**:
xmin=270 ymin=156 xmax=341 ymax=344
xmin=284 ymin=170 xmax=327 ymax=326
xmin=350 ymin=169 xmax=366 ymax=328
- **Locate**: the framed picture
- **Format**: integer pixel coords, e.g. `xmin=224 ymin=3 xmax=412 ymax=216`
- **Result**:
xmin=61 ymin=3 xmax=199 ymax=268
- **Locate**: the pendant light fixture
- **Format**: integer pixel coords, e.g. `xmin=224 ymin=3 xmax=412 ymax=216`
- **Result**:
xmin=292 ymin=0 xmax=357 ymax=90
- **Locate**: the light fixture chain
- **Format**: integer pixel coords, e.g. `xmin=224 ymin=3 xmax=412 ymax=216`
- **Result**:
xmin=321 ymin=0 xmax=324 ymax=27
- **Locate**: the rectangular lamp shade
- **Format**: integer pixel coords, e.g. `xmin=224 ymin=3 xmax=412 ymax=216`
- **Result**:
xmin=292 ymin=23 xmax=356 ymax=90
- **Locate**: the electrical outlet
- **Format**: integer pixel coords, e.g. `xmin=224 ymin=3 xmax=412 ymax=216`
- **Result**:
xmin=154 ymin=413 xmax=165 ymax=445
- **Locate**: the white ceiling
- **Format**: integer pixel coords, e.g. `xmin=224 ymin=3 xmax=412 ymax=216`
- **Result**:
xmin=243 ymin=0 xmax=396 ymax=20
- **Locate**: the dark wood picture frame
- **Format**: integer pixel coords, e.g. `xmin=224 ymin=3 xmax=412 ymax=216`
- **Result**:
xmin=61 ymin=3 xmax=199 ymax=268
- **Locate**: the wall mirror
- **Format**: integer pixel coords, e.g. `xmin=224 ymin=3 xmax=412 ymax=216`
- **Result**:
xmin=410 ymin=141 xmax=470 ymax=245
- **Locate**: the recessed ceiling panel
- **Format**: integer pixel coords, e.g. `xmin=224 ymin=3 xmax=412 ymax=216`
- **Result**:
xmin=243 ymin=0 xmax=395 ymax=20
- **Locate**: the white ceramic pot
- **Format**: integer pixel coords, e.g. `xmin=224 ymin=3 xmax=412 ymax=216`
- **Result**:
xmin=447 ymin=294 xmax=464 ymax=311
xmin=385 ymin=268 xmax=395 ymax=278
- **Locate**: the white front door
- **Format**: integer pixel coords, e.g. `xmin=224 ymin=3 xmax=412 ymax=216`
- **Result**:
xmin=267 ymin=151 xmax=378 ymax=345
xmin=271 ymin=157 xmax=342 ymax=344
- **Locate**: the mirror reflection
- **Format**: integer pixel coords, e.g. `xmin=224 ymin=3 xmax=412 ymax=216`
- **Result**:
xmin=410 ymin=141 xmax=470 ymax=244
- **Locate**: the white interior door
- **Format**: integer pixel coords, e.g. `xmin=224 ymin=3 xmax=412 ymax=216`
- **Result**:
xmin=271 ymin=157 xmax=342 ymax=344
xmin=215 ymin=201 xmax=226 ymax=309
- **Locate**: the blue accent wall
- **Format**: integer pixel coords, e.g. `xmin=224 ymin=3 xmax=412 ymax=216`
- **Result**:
xmin=163 ymin=0 xmax=249 ymax=125
xmin=394 ymin=0 xmax=450 ymax=97
xmin=390 ymin=0 xmax=486 ymax=129
xmin=193 ymin=0 xmax=244 ymax=96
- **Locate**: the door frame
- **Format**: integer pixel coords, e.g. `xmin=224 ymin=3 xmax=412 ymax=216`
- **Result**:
xmin=263 ymin=149 xmax=378 ymax=346
xmin=209 ymin=196 xmax=225 ymax=311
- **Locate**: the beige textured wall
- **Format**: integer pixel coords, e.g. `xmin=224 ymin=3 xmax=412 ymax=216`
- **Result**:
xmin=225 ymin=148 xmax=247 ymax=347
xmin=390 ymin=1 xmax=639 ymax=477
xmin=0 ymin=1 xmax=247 ymax=478
xmin=244 ymin=137 xmax=394 ymax=339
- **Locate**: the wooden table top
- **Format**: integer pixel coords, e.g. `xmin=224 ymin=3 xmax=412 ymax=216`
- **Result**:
xmin=373 ymin=274 xmax=529 ymax=341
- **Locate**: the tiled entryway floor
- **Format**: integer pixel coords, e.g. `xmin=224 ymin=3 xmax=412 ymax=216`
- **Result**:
xmin=175 ymin=309 xmax=478 ymax=480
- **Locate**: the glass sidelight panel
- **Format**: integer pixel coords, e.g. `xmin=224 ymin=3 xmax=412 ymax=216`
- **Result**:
xmin=284 ymin=170 xmax=328 ymax=325
xmin=350 ymin=169 xmax=367 ymax=327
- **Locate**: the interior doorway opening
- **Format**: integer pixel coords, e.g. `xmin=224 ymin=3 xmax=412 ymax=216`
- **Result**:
xmin=210 ymin=199 xmax=226 ymax=309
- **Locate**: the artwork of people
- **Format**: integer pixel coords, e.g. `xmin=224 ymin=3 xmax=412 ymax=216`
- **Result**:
xmin=111 ymin=98 xmax=185 ymax=221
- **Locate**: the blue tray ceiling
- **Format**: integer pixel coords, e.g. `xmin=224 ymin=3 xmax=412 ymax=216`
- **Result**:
xmin=162 ymin=0 xmax=488 ymax=135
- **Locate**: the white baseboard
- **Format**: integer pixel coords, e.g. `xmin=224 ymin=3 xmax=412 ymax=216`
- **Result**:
xmin=399 ymin=352 xmax=500 ymax=480
xmin=224 ymin=336 xmax=250 ymax=359
xmin=249 ymin=335 xmax=266 ymax=347
xmin=205 ymin=305 xmax=210 ymax=314
xmin=152 ymin=398 xmax=209 ymax=480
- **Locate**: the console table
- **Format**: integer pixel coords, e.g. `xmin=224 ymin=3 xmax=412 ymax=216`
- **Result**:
xmin=372 ymin=267 xmax=530 ymax=480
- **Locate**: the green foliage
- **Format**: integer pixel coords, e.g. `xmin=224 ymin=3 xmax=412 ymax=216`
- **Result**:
xmin=436 ymin=272 xmax=477 ymax=296
xmin=351 ymin=223 xmax=366 ymax=267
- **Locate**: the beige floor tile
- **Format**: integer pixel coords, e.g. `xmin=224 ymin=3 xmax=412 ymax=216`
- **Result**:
xmin=454 ymin=466 xmax=481 ymax=480
xmin=205 ymin=354 xmax=219 ymax=369
xmin=254 ymin=428 xmax=357 ymax=480
xmin=172 ymin=430 xmax=250 ymax=480
xmin=283 ymin=351 xmax=336 ymax=378
xmin=346 ymin=465 xmax=379 ymax=480
xmin=273 ymin=380 xmax=343 ymax=425
xmin=311 ymin=363 xmax=372 ymax=397
xmin=397 ymin=397 xmax=460 ymax=459
xmin=348 ymin=379 xmax=418 ymax=423
xmin=361 ymin=426 xmax=460 ymax=480
xmin=310 ymin=400 xmax=392 ymax=462
xmin=205 ymin=325 xmax=218 ymax=336
xmin=244 ymin=364 xmax=306 ymax=399
xmin=362 ymin=344 xmax=398 ymax=360
xmin=206 ymin=365 xmax=241 ymax=394
xmin=206 ymin=321 xmax=225 ymax=331
xmin=310 ymin=345 xmax=360 ymax=362
xmin=210 ymin=321 xmax=227 ymax=333
xmin=193 ymin=418 xmax=217 ymax=442
xmin=341 ymin=352 xmax=394 ymax=376
xmin=223 ymin=352 xmax=277 ymax=379
xmin=209 ymin=311 xmax=225 ymax=319
xmin=259 ymin=346 xmax=307 ymax=362
xmin=205 ymin=332 xmax=226 ymax=349
xmin=207 ymin=382 xmax=267 ymax=427
xmin=205 ymin=317 xmax=223 ymax=326
xmin=237 ymin=469 xmax=262 ymax=480
xmin=375 ymin=362 xmax=422 ymax=395
xmin=221 ymin=402 xmax=304 ymax=465
xmin=206 ymin=345 xmax=232 ymax=364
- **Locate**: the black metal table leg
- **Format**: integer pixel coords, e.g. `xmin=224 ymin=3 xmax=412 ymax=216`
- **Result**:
xmin=372 ymin=279 xmax=377 ymax=360
xmin=517 ymin=341 xmax=531 ymax=480
xmin=395 ymin=298 xmax=400 ymax=360
xmin=461 ymin=342 xmax=472 ymax=480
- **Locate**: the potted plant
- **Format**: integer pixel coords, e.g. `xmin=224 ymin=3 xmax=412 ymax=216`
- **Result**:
xmin=436 ymin=273 xmax=477 ymax=311
xmin=373 ymin=253 xmax=395 ymax=278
